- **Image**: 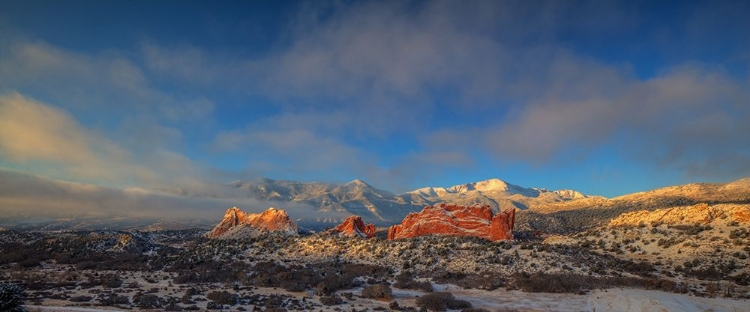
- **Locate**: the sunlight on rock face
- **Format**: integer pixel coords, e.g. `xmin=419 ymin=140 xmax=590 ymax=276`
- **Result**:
xmin=388 ymin=204 xmax=515 ymax=241
xmin=326 ymin=215 xmax=376 ymax=238
xmin=206 ymin=207 xmax=298 ymax=238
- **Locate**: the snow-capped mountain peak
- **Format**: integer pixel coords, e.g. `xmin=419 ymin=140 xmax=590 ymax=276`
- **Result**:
xmin=447 ymin=178 xmax=512 ymax=193
xmin=347 ymin=179 xmax=369 ymax=186
xmin=344 ymin=179 xmax=374 ymax=190
xmin=553 ymin=189 xmax=588 ymax=200
xmin=409 ymin=186 xmax=448 ymax=197
xmin=402 ymin=178 xmax=591 ymax=213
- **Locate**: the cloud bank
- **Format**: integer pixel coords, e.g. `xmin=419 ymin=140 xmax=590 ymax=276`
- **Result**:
xmin=0 ymin=169 xmax=341 ymax=223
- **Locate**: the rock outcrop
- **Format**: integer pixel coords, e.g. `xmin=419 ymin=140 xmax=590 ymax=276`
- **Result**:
xmin=327 ymin=215 xmax=376 ymax=238
xmin=608 ymin=203 xmax=750 ymax=227
xmin=206 ymin=207 xmax=298 ymax=238
xmin=110 ymin=233 xmax=151 ymax=253
xmin=387 ymin=204 xmax=514 ymax=241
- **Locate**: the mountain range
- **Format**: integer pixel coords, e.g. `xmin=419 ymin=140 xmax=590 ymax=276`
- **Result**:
xmin=2 ymin=166 xmax=749 ymax=232
xmin=193 ymin=176 xmax=750 ymax=232
xmin=227 ymin=178 xmax=416 ymax=224
xmin=402 ymin=178 xmax=595 ymax=211
xmin=225 ymin=177 xmax=598 ymax=226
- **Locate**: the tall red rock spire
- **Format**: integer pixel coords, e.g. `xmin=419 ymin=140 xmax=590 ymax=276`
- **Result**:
xmin=327 ymin=215 xmax=376 ymax=238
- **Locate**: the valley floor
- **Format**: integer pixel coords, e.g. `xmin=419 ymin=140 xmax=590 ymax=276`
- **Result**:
xmin=3 ymin=220 xmax=750 ymax=312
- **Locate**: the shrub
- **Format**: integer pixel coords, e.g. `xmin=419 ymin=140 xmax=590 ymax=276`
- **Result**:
xmin=361 ymin=284 xmax=392 ymax=300
xmin=512 ymin=272 xmax=597 ymax=293
xmin=730 ymin=273 xmax=750 ymax=286
xmin=315 ymin=280 xmax=335 ymax=296
xmin=685 ymin=266 xmax=724 ymax=281
xmin=394 ymin=277 xmax=433 ymax=292
xmin=281 ymin=280 xmax=306 ymax=292
xmin=672 ymin=224 xmax=711 ymax=235
xmin=133 ymin=293 xmax=162 ymax=309
xmin=640 ymin=278 xmax=678 ymax=292
xmin=206 ymin=291 xmax=238 ymax=305
xmin=314 ymin=273 xmax=355 ymax=296
xmin=69 ymin=295 xmax=93 ymax=302
xmin=206 ymin=301 xmax=222 ymax=310
xmin=342 ymin=263 xmax=391 ymax=278
xmin=182 ymin=288 xmax=198 ymax=304
xmin=319 ymin=295 xmax=343 ymax=306
xmin=98 ymin=294 xmax=130 ymax=306
xmin=415 ymin=292 xmax=471 ymax=311
xmin=164 ymin=301 xmax=183 ymax=311
xmin=264 ymin=294 xmax=284 ymax=308
xmin=432 ymin=272 xmax=504 ymax=291
xmin=0 ymin=283 xmax=26 ymax=312
xmin=619 ymin=261 xmax=655 ymax=277
xmin=395 ymin=271 xmax=434 ymax=292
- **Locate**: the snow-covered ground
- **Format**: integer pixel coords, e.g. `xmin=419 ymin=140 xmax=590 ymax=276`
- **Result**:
xmin=27 ymin=284 xmax=750 ymax=312
xmin=425 ymin=284 xmax=749 ymax=312
xmin=27 ymin=306 xmax=123 ymax=312
xmin=583 ymin=288 xmax=749 ymax=312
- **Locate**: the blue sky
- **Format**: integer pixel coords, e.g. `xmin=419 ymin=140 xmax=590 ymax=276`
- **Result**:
xmin=1 ymin=0 xmax=749 ymax=206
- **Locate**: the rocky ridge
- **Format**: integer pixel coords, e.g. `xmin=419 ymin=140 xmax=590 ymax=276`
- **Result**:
xmin=518 ymin=177 xmax=750 ymax=234
xmin=608 ymin=203 xmax=750 ymax=227
xmin=206 ymin=207 xmax=297 ymax=239
xmin=388 ymin=204 xmax=515 ymax=241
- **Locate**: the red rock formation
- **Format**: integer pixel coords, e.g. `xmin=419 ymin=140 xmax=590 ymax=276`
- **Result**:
xmin=206 ymin=207 xmax=298 ymax=238
xmin=327 ymin=215 xmax=376 ymax=238
xmin=387 ymin=204 xmax=514 ymax=241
